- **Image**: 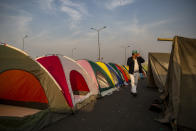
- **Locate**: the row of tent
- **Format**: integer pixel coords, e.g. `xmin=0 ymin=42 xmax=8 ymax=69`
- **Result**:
xmin=147 ymin=36 xmax=196 ymax=130
xmin=0 ymin=44 xmax=137 ymax=130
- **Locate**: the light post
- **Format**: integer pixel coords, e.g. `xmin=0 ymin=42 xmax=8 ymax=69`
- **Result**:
xmin=72 ymin=48 xmax=76 ymax=59
xmin=90 ymin=26 xmax=106 ymax=61
xmin=125 ymin=45 xmax=130 ymax=65
xmin=22 ymin=35 xmax=28 ymax=51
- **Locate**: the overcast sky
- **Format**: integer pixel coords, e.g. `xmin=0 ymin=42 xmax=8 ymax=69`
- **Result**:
xmin=0 ymin=0 xmax=196 ymax=64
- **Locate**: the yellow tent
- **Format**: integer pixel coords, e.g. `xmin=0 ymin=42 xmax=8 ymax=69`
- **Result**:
xmin=96 ymin=62 xmax=115 ymax=85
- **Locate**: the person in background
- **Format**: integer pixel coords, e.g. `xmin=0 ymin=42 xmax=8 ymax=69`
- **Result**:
xmin=127 ymin=50 xmax=145 ymax=96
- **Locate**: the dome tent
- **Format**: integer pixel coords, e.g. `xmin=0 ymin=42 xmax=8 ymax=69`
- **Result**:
xmin=122 ymin=65 xmax=129 ymax=72
xmin=114 ymin=64 xmax=129 ymax=83
xmin=77 ymin=59 xmax=99 ymax=94
xmin=37 ymin=55 xmax=97 ymax=110
xmin=106 ymin=64 xmax=123 ymax=87
xmin=0 ymin=44 xmax=70 ymax=131
xmin=87 ymin=60 xmax=115 ymax=96
xmin=96 ymin=62 xmax=115 ymax=85
xmin=118 ymin=64 xmax=131 ymax=83
xmin=108 ymin=63 xmax=125 ymax=82
xmin=96 ymin=61 xmax=120 ymax=88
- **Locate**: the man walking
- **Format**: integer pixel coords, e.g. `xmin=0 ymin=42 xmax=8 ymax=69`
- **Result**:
xmin=127 ymin=50 xmax=145 ymax=96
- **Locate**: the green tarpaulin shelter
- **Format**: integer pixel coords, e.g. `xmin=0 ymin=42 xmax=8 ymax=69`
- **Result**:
xmin=159 ymin=36 xmax=196 ymax=130
xmin=147 ymin=53 xmax=170 ymax=92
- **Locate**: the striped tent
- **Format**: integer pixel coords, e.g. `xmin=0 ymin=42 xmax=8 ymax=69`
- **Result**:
xmin=114 ymin=64 xmax=129 ymax=83
xmin=37 ymin=55 xmax=97 ymax=110
xmin=87 ymin=60 xmax=115 ymax=96
xmin=106 ymin=64 xmax=123 ymax=86
xmin=108 ymin=63 xmax=125 ymax=82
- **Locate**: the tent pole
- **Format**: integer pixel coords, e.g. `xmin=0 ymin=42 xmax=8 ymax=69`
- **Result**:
xmin=157 ymin=38 xmax=173 ymax=41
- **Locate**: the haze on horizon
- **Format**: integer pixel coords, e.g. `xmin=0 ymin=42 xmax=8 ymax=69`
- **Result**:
xmin=0 ymin=0 xmax=196 ymax=64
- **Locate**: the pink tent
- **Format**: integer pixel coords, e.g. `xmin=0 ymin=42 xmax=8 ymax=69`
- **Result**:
xmin=77 ymin=60 xmax=99 ymax=95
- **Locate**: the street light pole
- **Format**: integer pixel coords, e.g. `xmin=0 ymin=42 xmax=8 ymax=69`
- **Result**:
xmin=22 ymin=35 xmax=28 ymax=51
xmin=90 ymin=26 xmax=106 ymax=61
xmin=72 ymin=48 xmax=76 ymax=59
xmin=125 ymin=45 xmax=130 ymax=65
xmin=98 ymin=31 xmax=100 ymax=61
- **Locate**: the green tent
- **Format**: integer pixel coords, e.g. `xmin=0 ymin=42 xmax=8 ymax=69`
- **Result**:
xmin=87 ymin=60 xmax=115 ymax=96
